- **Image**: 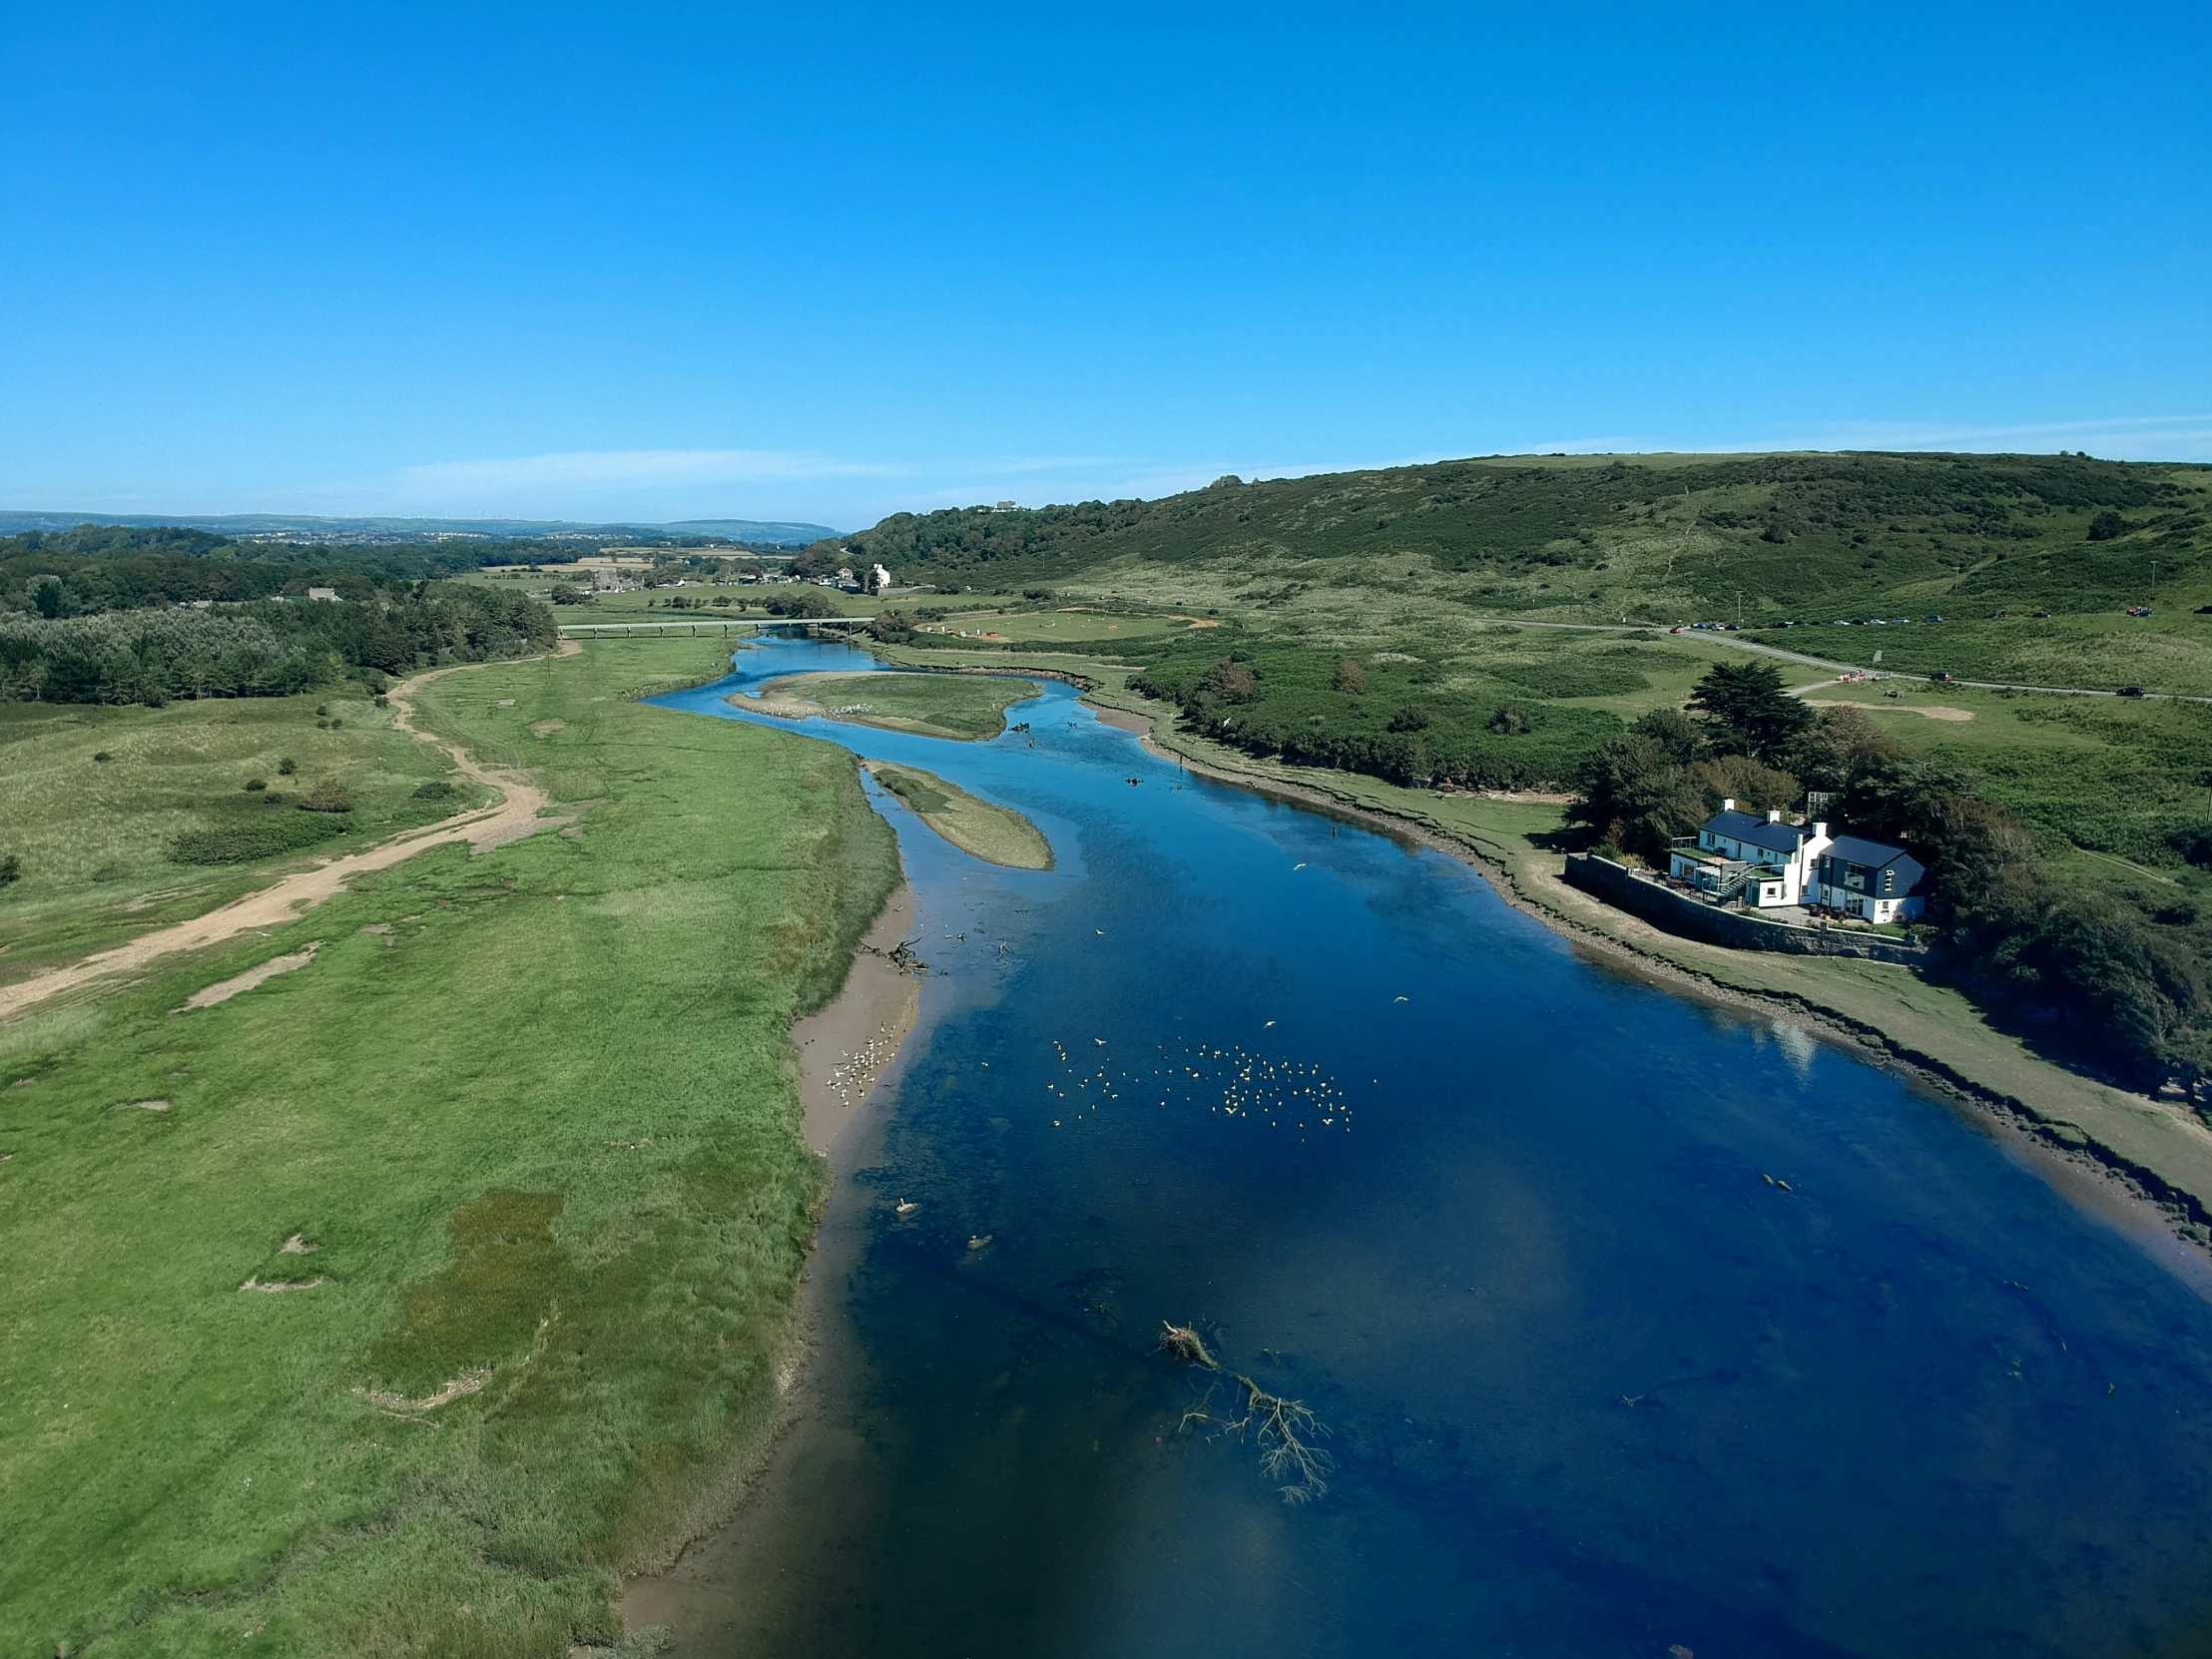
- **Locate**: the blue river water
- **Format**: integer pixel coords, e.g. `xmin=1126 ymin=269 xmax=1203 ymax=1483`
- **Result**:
xmin=650 ymin=635 xmax=2212 ymax=1659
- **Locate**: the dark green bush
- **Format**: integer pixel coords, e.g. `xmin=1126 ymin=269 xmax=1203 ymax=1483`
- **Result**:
xmin=297 ymin=781 xmax=353 ymax=813
xmin=170 ymin=814 xmax=348 ymax=864
xmin=411 ymin=780 xmax=459 ymax=801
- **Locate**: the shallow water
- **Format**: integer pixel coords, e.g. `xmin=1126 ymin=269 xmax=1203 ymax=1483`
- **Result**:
xmin=649 ymin=636 xmax=2212 ymax=1658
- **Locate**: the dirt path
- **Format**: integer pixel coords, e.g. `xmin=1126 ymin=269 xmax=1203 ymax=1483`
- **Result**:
xmin=0 ymin=642 xmax=578 ymax=1023
xmin=1803 ymin=697 xmax=1975 ymax=721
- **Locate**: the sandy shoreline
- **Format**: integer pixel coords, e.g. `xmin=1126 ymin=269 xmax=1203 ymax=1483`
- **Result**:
xmin=789 ymin=881 xmax=924 ymax=1157
xmin=620 ymin=876 xmax=930 ymax=1640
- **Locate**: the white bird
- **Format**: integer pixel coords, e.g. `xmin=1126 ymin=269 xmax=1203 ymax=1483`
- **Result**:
xmin=1293 ymin=862 xmax=1307 ymax=870
xmin=1265 ymin=1020 xmax=1277 ymax=1027
xmin=1393 ymin=995 xmax=1408 ymax=1002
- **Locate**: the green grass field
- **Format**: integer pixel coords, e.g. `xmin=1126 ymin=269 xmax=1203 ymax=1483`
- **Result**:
xmin=901 ymin=604 xmax=1209 ymax=649
xmin=868 ymin=762 xmax=1053 ymax=869
xmin=0 ymin=637 xmax=897 ymax=1657
xmin=748 ymin=671 xmax=1040 ymax=740
xmin=0 ymin=690 xmax=484 ymax=987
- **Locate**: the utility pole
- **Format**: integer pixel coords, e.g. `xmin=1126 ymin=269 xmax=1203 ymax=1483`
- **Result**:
xmin=2151 ymin=559 xmax=2159 ymax=606
xmin=1736 ymin=589 xmax=1744 ymax=627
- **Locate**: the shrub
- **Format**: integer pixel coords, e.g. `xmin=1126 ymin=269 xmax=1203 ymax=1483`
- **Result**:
xmin=276 ymin=757 xmax=296 ymax=776
xmin=1196 ymin=660 xmax=1260 ymax=703
xmin=1388 ymin=704 xmax=1430 ymax=733
xmin=1488 ymin=704 xmax=1529 ymax=735
xmin=296 ymin=781 xmax=353 ymax=813
xmin=764 ymin=589 xmax=840 ymax=619
xmin=2087 ymin=510 xmax=2127 ymax=542
xmin=411 ymin=780 xmax=458 ymax=801
xmin=170 ymin=815 xmax=348 ymax=864
xmin=0 ymin=851 xmax=19 ymax=886
xmin=1334 ymin=659 xmax=1367 ymax=694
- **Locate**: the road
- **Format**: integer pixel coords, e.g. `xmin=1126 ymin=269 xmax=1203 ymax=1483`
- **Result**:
xmin=1459 ymin=615 xmax=2212 ymax=705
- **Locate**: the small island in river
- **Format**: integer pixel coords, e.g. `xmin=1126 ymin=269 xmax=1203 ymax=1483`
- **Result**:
xmin=735 ymin=670 xmax=1041 ymax=741
xmin=866 ymin=760 xmax=1054 ymax=869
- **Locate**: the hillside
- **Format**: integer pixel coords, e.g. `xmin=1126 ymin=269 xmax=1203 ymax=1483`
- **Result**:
xmin=831 ymin=451 xmax=2212 ymax=623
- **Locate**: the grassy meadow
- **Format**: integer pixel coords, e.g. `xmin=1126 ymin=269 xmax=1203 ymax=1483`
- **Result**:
xmin=0 ymin=637 xmax=897 ymax=1657
xmin=0 ymin=689 xmax=483 ymax=986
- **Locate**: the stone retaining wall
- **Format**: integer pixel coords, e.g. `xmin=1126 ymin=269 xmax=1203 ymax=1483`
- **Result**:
xmin=1564 ymin=853 xmax=1931 ymax=965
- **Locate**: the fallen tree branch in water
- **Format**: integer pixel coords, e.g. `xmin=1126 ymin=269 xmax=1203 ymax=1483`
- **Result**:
xmin=1160 ymin=1321 xmax=1333 ymax=1503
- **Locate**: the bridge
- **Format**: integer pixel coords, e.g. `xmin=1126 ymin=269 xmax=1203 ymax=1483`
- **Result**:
xmin=555 ymin=616 xmax=869 ymax=638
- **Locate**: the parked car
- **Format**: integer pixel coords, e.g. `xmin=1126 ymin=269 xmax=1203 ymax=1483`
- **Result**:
xmin=2118 ymin=686 xmax=2148 ymax=698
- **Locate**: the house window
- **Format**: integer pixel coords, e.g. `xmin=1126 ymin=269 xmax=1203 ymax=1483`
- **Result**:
xmin=1882 ymin=869 xmax=1894 ymax=893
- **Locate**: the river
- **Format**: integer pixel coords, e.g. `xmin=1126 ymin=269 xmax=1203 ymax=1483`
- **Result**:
xmin=640 ymin=634 xmax=2212 ymax=1658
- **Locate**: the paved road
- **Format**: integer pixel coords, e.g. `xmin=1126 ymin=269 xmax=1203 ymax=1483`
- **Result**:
xmin=1459 ymin=616 xmax=2212 ymax=705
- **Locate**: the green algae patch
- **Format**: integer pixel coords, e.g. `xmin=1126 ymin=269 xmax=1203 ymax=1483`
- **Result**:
xmin=869 ymin=761 xmax=1054 ymax=870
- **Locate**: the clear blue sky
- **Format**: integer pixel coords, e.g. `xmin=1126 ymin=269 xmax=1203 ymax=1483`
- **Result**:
xmin=2 ymin=2 xmax=2206 ymax=530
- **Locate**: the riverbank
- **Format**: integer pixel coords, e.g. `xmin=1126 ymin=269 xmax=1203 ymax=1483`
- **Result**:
xmin=0 ymin=638 xmax=898 ymax=1658
xmin=1084 ymin=684 xmax=2212 ymax=1252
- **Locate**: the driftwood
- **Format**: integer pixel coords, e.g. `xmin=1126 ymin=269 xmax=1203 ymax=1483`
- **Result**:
xmin=1159 ymin=1322 xmax=1334 ymax=1503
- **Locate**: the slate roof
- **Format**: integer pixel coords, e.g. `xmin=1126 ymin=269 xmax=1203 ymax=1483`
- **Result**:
xmin=1823 ymin=836 xmax=1926 ymax=893
xmin=1825 ymin=835 xmax=1918 ymax=870
xmin=1701 ymin=810 xmax=1813 ymax=855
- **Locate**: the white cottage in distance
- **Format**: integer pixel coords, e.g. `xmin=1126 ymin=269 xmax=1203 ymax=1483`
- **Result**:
xmin=1668 ymin=800 xmax=1928 ymax=923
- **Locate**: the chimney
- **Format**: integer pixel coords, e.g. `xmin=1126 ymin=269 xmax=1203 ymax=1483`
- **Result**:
xmin=1768 ymin=809 xmax=1782 ymax=823
xmin=1814 ymin=822 xmax=1829 ymax=838
xmin=1721 ymin=798 xmax=1736 ymax=813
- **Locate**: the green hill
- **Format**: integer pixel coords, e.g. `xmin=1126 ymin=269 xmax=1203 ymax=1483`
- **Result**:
xmin=831 ymin=451 xmax=2211 ymax=622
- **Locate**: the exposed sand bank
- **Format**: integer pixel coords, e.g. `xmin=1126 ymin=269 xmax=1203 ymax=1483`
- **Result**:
xmin=622 ymin=877 xmax=933 ymax=1642
xmin=790 ymin=882 xmax=923 ymax=1158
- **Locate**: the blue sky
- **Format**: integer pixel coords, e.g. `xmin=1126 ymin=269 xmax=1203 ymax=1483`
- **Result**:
xmin=2 ymin=3 xmax=2206 ymax=530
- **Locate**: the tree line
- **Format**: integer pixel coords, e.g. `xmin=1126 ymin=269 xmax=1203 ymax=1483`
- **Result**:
xmin=0 ymin=584 xmax=554 ymax=706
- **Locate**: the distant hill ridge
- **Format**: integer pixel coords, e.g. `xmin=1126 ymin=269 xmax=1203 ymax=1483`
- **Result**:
xmin=825 ymin=451 xmax=2211 ymax=618
xmin=0 ymin=511 xmax=840 ymax=547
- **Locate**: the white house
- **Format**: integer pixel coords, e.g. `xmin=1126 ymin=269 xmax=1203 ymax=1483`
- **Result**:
xmin=1669 ymin=800 xmax=1831 ymax=908
xmin=1669 ymin=800 xmax=1927 ymax=922
xmin=1806 ymin=835 xmax=1927 ymax=923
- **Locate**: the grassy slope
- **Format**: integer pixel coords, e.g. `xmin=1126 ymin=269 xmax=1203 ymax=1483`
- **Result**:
xmin=0 ymin=689 xmax=483 ymax=986
xmin=836 ymin=456 xmax=2212 ymax=1005
xmin=0 ymin=638 xmax=897 ymax=1658
xmin=756 ymin=671 xmax=1041 ymax=740
xmin=846 ymin=451 xmax=2212 ymax=628
xmin=869 ymin=762 xmax=1053 ymax=870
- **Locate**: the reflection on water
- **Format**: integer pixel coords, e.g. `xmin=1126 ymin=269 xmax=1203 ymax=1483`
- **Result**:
xmin=642 ymin=637 xmax=2212 ymax=1659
